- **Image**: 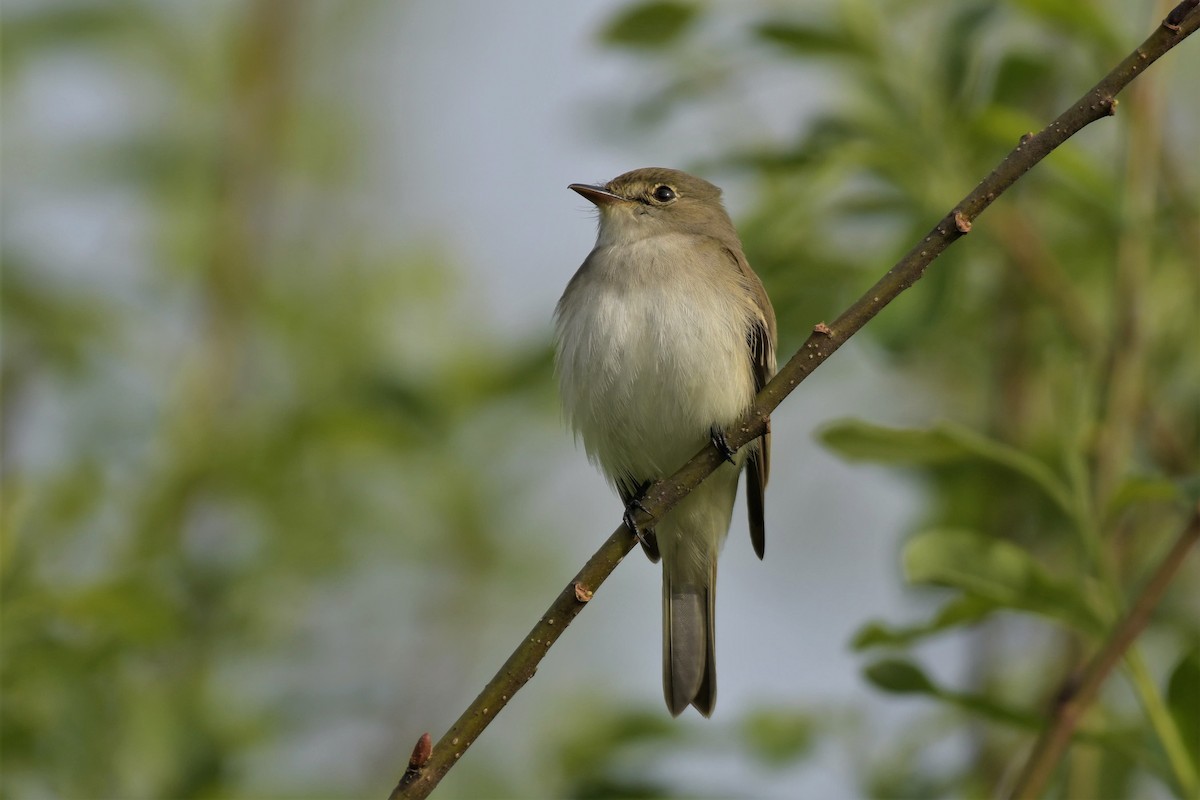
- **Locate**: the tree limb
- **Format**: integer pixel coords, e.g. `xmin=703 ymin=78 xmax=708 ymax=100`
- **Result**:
xmin=1007 ymin=504 xmax=1200 ymax=800
xmin=389 ymin=4 xmax=1200 ymax=797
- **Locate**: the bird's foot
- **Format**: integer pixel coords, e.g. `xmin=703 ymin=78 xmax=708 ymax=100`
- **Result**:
xmin=623 ymin=495 xmax=654 ymax=548
xmin=622 ymin=479 xmax=658 ymax=546
xmin=710 ymin=424 xmax=737 ymax=464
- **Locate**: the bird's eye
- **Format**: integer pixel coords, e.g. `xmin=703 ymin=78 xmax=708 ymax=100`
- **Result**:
xmin=652 ymin=185 xmax=676 ymax=202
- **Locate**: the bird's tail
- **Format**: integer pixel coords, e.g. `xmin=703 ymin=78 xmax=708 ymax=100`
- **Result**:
xmin=663 ymin=558 xmax=717 ymax=716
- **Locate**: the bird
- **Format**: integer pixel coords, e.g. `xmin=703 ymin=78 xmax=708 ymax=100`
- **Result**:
xmin=554 ymin=167 xmax=776 ymax=716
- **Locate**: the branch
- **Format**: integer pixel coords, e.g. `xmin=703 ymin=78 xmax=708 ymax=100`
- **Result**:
xmin=389 ymin=5 xmax=1200 ymax=797
xmin=1007 ymin=504 xmax=1200 ymax=800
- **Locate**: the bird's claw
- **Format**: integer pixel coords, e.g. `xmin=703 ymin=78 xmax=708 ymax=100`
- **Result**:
xmin=710 ymin=425 xmax=737 ymax=464
xmin=623 ymin=497 xmax=653 ymax=547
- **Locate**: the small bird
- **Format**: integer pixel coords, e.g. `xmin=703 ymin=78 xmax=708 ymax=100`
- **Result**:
xmin=554 ymin=167 xmax=776 ymax=716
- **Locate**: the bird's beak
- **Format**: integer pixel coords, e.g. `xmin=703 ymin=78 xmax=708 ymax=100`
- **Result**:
xmin=569 ymin=183 xmax=625 ymax=206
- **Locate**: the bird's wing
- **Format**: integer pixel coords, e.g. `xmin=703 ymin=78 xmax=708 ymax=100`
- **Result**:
xmin=726 ymin=246 xmax=776 ymax=560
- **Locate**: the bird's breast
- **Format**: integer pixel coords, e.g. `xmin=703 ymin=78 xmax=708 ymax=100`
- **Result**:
xmin=555 ymin=237 xmax=758 ymax=483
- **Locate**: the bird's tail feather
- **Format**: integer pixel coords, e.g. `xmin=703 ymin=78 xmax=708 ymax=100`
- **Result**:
xmin=663 ymin=560 xmax=716 ymax=716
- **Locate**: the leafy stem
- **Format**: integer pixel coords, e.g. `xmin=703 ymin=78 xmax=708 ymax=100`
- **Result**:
xmin=1123 ymin=647 xmax=1200 ymax=797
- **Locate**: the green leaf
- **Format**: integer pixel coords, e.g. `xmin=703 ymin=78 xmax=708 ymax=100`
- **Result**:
xmin=600 ymin=1 xmax=699 ymax=49
xmin=851 ymin=595 xmax=996 ymax=650
xmin=754 ymin=21 xmax=861 ymax=57
xmin=1167 ymin=649 xmax=1200 ymax=771
xmin=818 ymin=419 xmax=1077 ymax=521
xmin=861 ymin=660 xmax=1161 ymax=771
xmin=864 ymin=658 xmax=939 ymax=695
xmin=903 ymin=528 xmax=1106 ymax=634
xmin=817 ymin=419 xmax=969 ymax=464
xmin=1106 ymin=475 xmax=1184 ymax=516
xmin=921 ymin=425 xmax=1076 ymax=517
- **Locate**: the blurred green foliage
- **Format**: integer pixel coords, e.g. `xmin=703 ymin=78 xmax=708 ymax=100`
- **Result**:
xmin=2 ymin=2 xmax=563 ymax=797
xmin=3 ymin=0 xmax=1198 ymax=798
xmin=602 ymin=1 xmax=700 ymax=49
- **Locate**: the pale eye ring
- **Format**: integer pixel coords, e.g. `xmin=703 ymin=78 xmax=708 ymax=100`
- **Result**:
xmin=652 ymin=185 xmax=676 ymax=202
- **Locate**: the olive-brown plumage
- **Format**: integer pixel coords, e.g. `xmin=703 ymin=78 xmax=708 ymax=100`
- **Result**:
xmin=554 ymin=168 xmax=776 ymax=716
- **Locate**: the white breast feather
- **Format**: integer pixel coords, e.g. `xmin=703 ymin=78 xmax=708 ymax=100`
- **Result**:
xmin=555 ymin=234 xmax=757 ymax=488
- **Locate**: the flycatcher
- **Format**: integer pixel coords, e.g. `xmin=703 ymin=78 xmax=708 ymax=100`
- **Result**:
xmin=554 ymin=167 xmax=777 ymax=716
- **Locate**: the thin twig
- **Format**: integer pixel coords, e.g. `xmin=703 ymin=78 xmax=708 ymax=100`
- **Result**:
xmin=389 ymin=5 xmax=1200 ymax=798
xmin=387 ymin=531 xmax=632 ymax=800
xmin=1007 ymin=504 xmax=1200 ymax=800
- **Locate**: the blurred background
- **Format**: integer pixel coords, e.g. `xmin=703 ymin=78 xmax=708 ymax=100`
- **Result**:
xmin=3 ymin=0 xmax=1198 ymax=797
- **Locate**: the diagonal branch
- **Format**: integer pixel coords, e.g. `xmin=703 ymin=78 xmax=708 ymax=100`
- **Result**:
xmin=1007 ymin=504 xmax=1200 ymax=800
xmin=389 ymin=5 xmax=1200 ymax=798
